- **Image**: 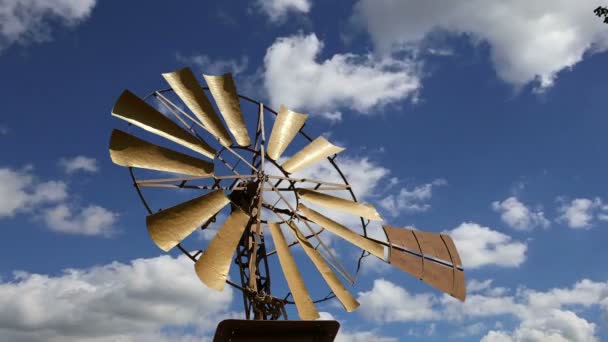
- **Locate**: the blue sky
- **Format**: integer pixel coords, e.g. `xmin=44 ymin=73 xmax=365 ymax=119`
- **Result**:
xmin=1 ymin=0 xmax=608 ymax=341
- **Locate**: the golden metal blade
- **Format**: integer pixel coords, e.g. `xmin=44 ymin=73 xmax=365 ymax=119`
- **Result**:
xmin=287 ymin=222 xmax=360 ymax=312
xmin=267 ymin=222 xmax=319 ymax=320
xmin=298 ymin=204 xmax=384 ymax=259
xmin=281 ymin=137 xmax=344 ymax=174
xmin=194 ymin=207 xmax=249 ymax=291
xmin=297 ymin=189 xmax=383 ymax=221
xmin=266 ymin=106 xmax=308 ymax=161
xmin=109 ymin=129 xmax=213 ymax=176
xmin=146 ymin=190 xmax=230 ymax=252
xmin=162 ymin=68 xmax=233 ymax=147
xmin=112 ymin=90 xmax=216 ymax=158
xmin=203 ymin=73 xmax=251 ymax=146
xmin=384 ymin=225 xmax=466 ymax=301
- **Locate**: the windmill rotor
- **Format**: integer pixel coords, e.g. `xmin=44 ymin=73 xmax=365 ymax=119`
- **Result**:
xmin=108 ymin=67 xmax=466 ymax=322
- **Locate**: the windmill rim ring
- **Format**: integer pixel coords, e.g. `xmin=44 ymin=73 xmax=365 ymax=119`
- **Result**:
xmin=124 ymin=86 xmax=371 ymax=305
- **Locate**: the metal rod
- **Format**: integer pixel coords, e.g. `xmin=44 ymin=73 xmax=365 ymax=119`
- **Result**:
xmin=248 ymin=104 xmax=266 ymax=312
xmin=266 ymin=175 xmax=352 ymax=188
xmin=265 ymin=203 xmax=352 ymax=284
xmin=263 ymin=179 xmax=354 ymax=284
xmin=137 ymin=184 xmax=247 ymax=190
xmin=136 ymin=174 xmax=252 ymax=184
xmin=155 ymin=91 xmax=259 ymax=173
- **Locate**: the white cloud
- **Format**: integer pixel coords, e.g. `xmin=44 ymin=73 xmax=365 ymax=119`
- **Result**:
xmin=320 ymin=111 xmax=343 ymax=123
xmin=557 ymin=197 xmax=606 ymax=229
xmin=467 ymin=279 xmax=494 ymax=293
xmin=352 ymin=0 xmax=608 ymax=90
xmin=0 ymin=0 xmax=96 ymax=52
xmin=263 ymin=33 xmax=420 ymax=118
xmin=0 ymin=167 xmax=67 ymax=217
xmin=446 ymin=222 xmax=527 ymax=269
xmin=0 ymin=166 xmax=119 ymax=237
xmin=176 ymin=53 xmax=249 ymax=76
xmin=484 ymin=309 xmax=597 ymax=342
xmin=255 ymin=0 xmax=311 ymax=22
xmin=336 ymin=330 xmax=397 ymax=342
xmin=43 ymin=204 xmax=118 ymax=237
xmin=0 ymin=254 xmax=235 ymax=341
xmin=492 ymin=197 xmax=550 ymax=231
xmin=0 ymin=124 xmax=8 ymax=135
xmin=357 ymin=278 xmax=439 ymax=322
xmin=354 ymin=276 xmax=608 ymax=341
xmin=444 ymin=278 xmax=608 ymax=341
xmin=60 ymin=156 xmax=98 ymax=174
xmin=317 ymin=311 xmax=398 ymax=342
xmin=379 ymin=178 xmax=446 ymax=216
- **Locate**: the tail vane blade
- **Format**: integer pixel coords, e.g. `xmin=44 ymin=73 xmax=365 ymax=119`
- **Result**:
xmin=146 ymin=190 xmax=230 ymax=252
xmin=112 ymin=90 xmax=216 ymax=158
xmin=267 ymin=106 xmax=308 ymax=161
xmin=203 ymin=73 xmax=251 ymax=146
xmin=162 ymin=68 xmax=233 ymax=147
xmin=281 ymin=137 xmax=344 ymax=174
xmin=384 ymin=225 xmax=466 ymax=301
xmin=195 ymin=207 xmax=249 ymax=291
xmin=267 ymin=222 xmax=319 ymax=320
xmin=109 ymin=129 xmax=214 ymax=176
xmin=297 ymin=189 xmax=383 ymax=221
xmin=287 ymin=222 xmax=360 ymax=312
xmin=298 ymin=204 xmax=384 ymax=259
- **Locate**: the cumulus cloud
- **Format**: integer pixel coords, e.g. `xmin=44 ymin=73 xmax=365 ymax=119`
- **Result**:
xmin=60 ymin=156 xmax=98 ymax=174
xmin=42 ymin=204 xmax=118 ymax=237
xmin=443 ymin=278 xmax=608 ymax=341
xmin=482 ymin=311 xmax=598 ymax=342
xmin=318 ymin=311 xmax=398 ymax=342
xmin=446 ymin=222 xmax=527 ymax=269
xmin=379 ymin=178 xmax=446 ymax=216
xmin=0 ymin=0 xmax=97 ymax=52
xmin=263 ymin=33 xmax=420 ymax=118
xmin=352 ymin=0 xmax=608 ymax=90
xmin=0 ymin=254 xmax=235 ymax=342
xmin=557 ymin=197 xmax=607 ymax=229
xmin=255 ymin=0 xmax=311 ymax=22
xmin=0 ymin=167 xmax=67 ymax=217
xmin=357 ymin=279 xmax=439 ymax=322
xmin=492 ymin=197 xmax=550 ymax=231
xmin=0 ymin=166 xmax=119 ymax=236
xmin=467 ymin=279 xmax=494 ymax=293
xmin=354 ymin=276 xmax=607 ymax=341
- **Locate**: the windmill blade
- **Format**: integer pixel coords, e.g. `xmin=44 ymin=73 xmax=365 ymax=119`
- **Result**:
xmin=194 ymin=207 xmax=250 ymax=291
xmin=266 ymin=106 xmax=308 ymax=161
xmin=112 ymin=90 xmax=216 ymax=159
xmin=267 ymin=222 xmax=319 ymax=320
xmin=297 ymin=189 xmax=383 ymax=221
xmin=109 ymin=129 xmax=213 ymax=176
xmin=281 ymin=137 xmax=344 ymax=174
xmin=286 ymin=222 xmax=360 ymax=312
xmin=298 ymin=204 xmax=385 ymax=259
xmin=146 ymin=190 xmax=230 ymax=252
xmin=203 ymin=73 xmax=251 ymax=146
xmin=162 ymin=68 xmax=233 ymax=147
xmin=384 ymin=225 xmax=466 ymax=301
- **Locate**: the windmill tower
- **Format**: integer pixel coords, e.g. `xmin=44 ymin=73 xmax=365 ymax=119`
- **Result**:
xmin=109 ymin=68 xmax=465 ymax=339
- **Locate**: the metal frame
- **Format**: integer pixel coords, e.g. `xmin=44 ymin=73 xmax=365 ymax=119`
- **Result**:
xmin=124 ymin=86 xmax=373 ymax=319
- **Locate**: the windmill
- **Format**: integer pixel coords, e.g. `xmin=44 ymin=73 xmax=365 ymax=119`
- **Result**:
xmin=108 ymin=68 xmax=465 ymax=338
